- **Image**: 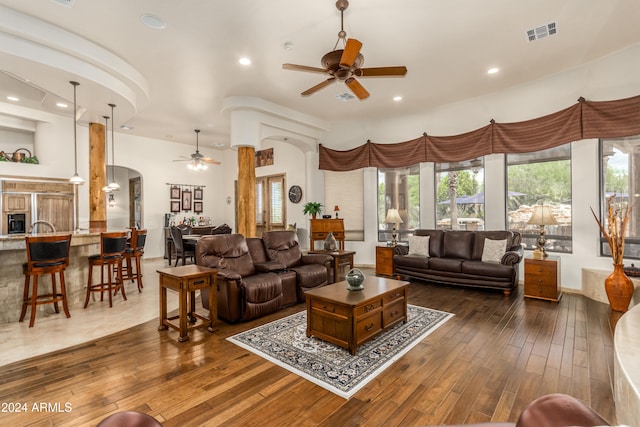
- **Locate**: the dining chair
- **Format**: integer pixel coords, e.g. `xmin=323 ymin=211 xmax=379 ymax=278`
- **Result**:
xmin=170 ymin=226 xmax=195 ymax=266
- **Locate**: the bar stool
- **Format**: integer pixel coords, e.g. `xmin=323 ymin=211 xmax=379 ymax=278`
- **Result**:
xmin=20 ymin=234 xmax=72 ymax=327
xmin=84 ymin=231 xmax=128 ymax=308
xmin=121 ymin=228 xmax=147 ymax=292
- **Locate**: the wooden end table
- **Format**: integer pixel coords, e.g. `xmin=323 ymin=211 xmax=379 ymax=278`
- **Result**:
xmin=157 ymin=265 xmax=218 ymax=342
xmin=305 ymin=276 xmax=409 ymax=355
xmin=308 ymin=250 xmax=356 ymax=283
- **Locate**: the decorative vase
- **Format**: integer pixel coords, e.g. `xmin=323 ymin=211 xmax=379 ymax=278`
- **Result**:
xmin=346 ymin=268 xmax=365 ymax=291
xmin=324 ymin=232 xmax=337 ymax=251
xmin=605 ymin=263 xmax=635 ymax=312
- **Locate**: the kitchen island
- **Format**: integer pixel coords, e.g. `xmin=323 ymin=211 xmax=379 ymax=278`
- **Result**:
xmin=0 ymin=231 xmax=101 ymax=324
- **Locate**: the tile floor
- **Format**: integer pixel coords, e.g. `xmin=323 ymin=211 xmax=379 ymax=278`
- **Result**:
xmin=0 ymin=257 xmax=176 ymax=367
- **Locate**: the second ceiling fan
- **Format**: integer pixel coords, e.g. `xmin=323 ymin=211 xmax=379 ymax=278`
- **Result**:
xmin=283 ymin=0 xmax=407 ymax=100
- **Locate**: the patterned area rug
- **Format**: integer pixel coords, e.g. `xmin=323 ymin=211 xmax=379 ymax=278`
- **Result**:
xmin=227 ymin=304 xmax=453 ymax=399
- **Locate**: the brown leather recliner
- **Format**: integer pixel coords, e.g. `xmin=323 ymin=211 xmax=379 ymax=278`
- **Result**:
xmin=261 ymin=231 xmax=333 ymax=302
xmin=196 ymin=234 xmax=283 ymax=323
xmin=246 ymin=237 xmax=299 ymax=308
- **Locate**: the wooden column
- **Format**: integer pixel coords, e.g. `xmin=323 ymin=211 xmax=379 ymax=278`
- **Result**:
xmin=88 ymin=122 xmax=107 ymax=231
xmin=236 ymin=146 xmax=256 ymax=237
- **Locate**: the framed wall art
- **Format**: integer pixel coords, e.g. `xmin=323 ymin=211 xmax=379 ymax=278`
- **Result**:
xmin=181 ymin=189 xmax=192 ymax=211
xmin=170 ymin=200 xmax=180 ymax=213
xmin=170 ymin=185 xmax=180 ymax=199
xmin=194 ymin=201 xmax=203 ymax=214
xmin=194 ymin=187 xmax=203 ymax=200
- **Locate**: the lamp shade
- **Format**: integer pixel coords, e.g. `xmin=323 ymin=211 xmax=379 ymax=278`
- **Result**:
xmin=385 ymin=208 xmax=404 ymax=224
xmin=527 ymin=205 xmax=558 ymax=226
xmin=334 ymin=205 xmax=340 ymax=211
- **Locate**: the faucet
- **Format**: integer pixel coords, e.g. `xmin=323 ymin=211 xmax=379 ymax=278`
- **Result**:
xmin=29 ymin=220 xmax=57 ymax=234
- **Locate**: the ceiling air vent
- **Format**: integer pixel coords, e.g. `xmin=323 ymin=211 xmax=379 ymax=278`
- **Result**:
xmin=526 ymin=22 xmax=557 ymax=42
xmin=336 ymin=93 xmax=355 ymax=102
xmin=50 ymin=0 xmax=74 ymax=7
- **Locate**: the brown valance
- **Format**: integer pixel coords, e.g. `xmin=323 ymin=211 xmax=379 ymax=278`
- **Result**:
xmin=319 ymin=94 xmax=640 ymax=171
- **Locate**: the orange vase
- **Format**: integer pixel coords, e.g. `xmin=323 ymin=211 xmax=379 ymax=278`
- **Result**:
xmin=605 ymin=264 xmax=635 ymax=312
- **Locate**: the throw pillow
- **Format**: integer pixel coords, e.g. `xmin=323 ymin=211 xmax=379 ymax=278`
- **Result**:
xmin=481 ymin=238 xmax=508 ymax=263
xmin=408 ymin=235 xmax=430 ymax=256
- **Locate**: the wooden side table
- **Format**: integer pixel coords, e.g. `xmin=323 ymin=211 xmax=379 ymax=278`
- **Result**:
xmin=524 ymin=255 xmax=561 ymax=302
xmin=309 ymin=250 xmax=355 ymax=283
xmin=376 ymin=246 xmax=395 ymax=277
xmin=157 ymin=265 xmax=218 ymax=342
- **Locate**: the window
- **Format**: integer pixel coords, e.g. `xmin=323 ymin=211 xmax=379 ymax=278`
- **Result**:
xmin=377 ymin=166 xmax=420 ymax=242
xmin=435 ymin=158 xmax=484 ymax=230
xmin=325 ymin=169 xmax=364 ymax=241
xmin=600 ymin=137 xmax=640 ymax=259
xmin=506 ymin=145 xmax=572 ymax=253
xmin=256 ymin=174 xmax=286 ymax=236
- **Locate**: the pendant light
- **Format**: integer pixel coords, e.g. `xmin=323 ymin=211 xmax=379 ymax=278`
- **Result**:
xmin=108 ymin=193 xmax=116 ymax=207
xmin=102 ymin=115 xmax=112 ymax=193
xmin=107 ymin=103 xmax=120 ymax=191
xmin=69 ymin=81 xmax=84 ymax=185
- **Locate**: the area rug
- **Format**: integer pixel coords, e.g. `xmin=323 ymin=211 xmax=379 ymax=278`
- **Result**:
xmin=227 ymin=304 xmax=453 ymax=399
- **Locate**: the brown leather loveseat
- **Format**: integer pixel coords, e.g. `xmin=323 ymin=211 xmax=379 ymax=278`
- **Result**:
xmin=196 ymin=232 xmax=332 ymax=323
xmin=393 ymin=230 xmax=523 ymax=296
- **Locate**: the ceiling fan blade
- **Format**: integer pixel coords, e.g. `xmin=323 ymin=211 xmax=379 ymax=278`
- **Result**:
xmin=202 ymin=157 xmax=221 ymax=165
xmin=340 ymin=38 xmax=362 ymax=68
xmin=345 ymin=77 xmax=369 ymax=100
xmin=301 ymin=77 xmax=336 ymax=96
xmin=283 ymin=63 xmax=328 ymax=74
xmin=356 ymin=66 xmax=408 ymax=77
xmin=172 ymin=159 xmax=190 ymax=162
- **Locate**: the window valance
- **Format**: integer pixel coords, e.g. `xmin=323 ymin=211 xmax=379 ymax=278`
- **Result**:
xmin=319 ymin=94 xmax=640 ymax=171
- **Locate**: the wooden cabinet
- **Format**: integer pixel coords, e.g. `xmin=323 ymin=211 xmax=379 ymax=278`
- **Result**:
xmin=524 ymin=255 xmax=561 ymax=302
xmin=36 ymin=194 xmax=73 ymax=232
xmin=2 ymin=193 xmax=31 ymax=212
xmin=376 ymin=246 xmax=395 ymax=276
xmin=310 ymin=218 xmax=345 ymax=251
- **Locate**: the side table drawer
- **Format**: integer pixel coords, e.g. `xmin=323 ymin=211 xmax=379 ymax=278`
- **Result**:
xmin=524 ymin=282 xmax=558 ymax=299
xmin=187 ymin=275 xmax=211 ymax=290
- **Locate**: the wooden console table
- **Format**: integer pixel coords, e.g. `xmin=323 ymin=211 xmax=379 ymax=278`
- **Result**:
xmin=305 ymin=276 xmax=409 ymax=355
xmin=310 ymin=218 xmax=345 ymax=251
xmin=157 ymin=265 xmax=218 ymax=342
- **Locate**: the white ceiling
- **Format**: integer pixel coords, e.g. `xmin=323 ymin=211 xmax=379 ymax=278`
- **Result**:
xmin=1 ymin=0 xmax=640 ymax=149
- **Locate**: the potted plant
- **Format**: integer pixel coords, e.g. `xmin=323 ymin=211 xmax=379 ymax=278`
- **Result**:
xmin=303 ymin=202 xmax=323 ymax=219
xmin=590 ymin=193 xmax=635 ymax=312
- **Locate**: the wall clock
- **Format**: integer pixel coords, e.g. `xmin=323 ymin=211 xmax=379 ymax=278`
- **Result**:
xmin=288 ymin=185 xmax=303 ymax=203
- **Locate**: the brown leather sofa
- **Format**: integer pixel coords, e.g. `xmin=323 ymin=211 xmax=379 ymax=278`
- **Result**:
xmin=393 ymin=230 xmax=523 ymax=295
xmin=196 ymin=232 xmax=332 ymax=323
xmin=425 ymin=393 xmax=610 ymax=426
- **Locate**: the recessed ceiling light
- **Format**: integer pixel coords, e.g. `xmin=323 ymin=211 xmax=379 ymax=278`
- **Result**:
xmin=393 ymin=96 xmax=403 ymax=102
xmin=141 ymin=14 xmax=166 ymax=30
xmin=7 ymin=96 xmax=19 ymax=102
xmin=283 ymin=41 xmax=294 ymax=51
xmin=56 ymin=102 xmax=68 ymax=108
xmin=214 ymin=143 xmax=225 ymax=147
xmin=487 ymin=67 xmax=500 ymax=74
xmin=239 ymin=57 xmax=252 ymax=66
xmin=120 ymin=124 xmax=134 ymax=130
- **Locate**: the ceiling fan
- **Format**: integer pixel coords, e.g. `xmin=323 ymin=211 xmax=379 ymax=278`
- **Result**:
xmin=283 ymin=0 xmax=407 ymax=100
xmin=173 ymin=129 xmax=220 ymax=170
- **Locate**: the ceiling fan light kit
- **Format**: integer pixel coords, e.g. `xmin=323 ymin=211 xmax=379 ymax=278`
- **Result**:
xmin=174 ymin=129 xmax=220 ymax=171
xmin=282 ymin=0 xmax=407 ymax=100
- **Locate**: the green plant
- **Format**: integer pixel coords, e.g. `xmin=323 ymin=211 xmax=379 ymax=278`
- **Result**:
xmin=21 ymin=156 xmax=39 ymax=164
xmin=302 ymin=202 xmax=322 ymax=217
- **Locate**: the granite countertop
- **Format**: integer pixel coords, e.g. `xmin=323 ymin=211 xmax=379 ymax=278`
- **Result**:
xmin=0 ymin=230 xmax=102 ymax=251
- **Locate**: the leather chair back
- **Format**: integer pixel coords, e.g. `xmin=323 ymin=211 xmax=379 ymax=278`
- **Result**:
xmin=196 ymin=234 xmax=256 ymax=277
xmin=261 ymin=231 xmax=302 ymax=268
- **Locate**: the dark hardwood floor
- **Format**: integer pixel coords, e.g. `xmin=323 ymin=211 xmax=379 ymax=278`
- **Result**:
xmin=0 ymin=280 xmax=617 ymax=426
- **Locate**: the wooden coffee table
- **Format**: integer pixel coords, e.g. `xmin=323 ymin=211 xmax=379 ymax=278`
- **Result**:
xmin=305 ymin=276 xmax=409 ymax=355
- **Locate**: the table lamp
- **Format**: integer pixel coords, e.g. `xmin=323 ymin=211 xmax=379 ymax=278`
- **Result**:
xmin=527 ymin=205 xmax=558 ymax=258
xmin=384 ymin=208 xmax=404 ymax=246
xmin=334 ymin=205 xmax=340 ymax=218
